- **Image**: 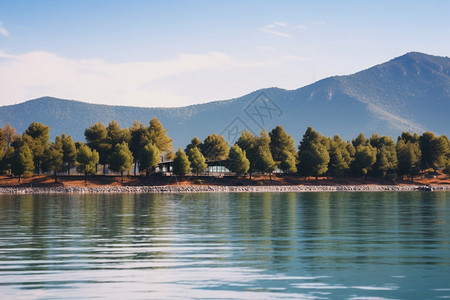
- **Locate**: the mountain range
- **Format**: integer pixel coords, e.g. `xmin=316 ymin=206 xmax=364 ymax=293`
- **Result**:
xmin=0 ymin=52 xmax=449 ymax=148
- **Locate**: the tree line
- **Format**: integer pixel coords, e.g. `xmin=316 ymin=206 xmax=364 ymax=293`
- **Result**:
xmin=0 ymin=119 xmax=449 ymax=183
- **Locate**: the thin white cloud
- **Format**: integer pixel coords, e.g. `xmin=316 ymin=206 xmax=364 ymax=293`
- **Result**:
xmin=261 ymin=28 xmax=292 ymax=38
xmin=273 ymin=21 xmax=288 ymax=27
xmin=261 ymin=21 xmax=292 ymax=38
xmin=295 ymin=24 xmax=307 ymax=29
xmin=0 ymin=50 xmax=278 ymax=107
xmin=0 ymin=22 xmax=9 ymax=37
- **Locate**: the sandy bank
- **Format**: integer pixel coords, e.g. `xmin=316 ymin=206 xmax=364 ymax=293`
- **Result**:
xmin=0 ymin=185 xmax=449 ymax=194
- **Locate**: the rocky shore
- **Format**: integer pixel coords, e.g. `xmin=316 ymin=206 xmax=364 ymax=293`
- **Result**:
xmin=0 ymin=185 xmax=449 ymax=194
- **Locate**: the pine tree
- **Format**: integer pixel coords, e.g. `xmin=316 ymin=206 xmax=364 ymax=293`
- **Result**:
xmin=351 ymin=143 xmax=377 ymax=182
xmin=236 ymin=131 xmax=257 ymax=178
xmin=328 ymin=139 xmax=347 ymax=177
xmin=129 ymin=121 xmax=151 ymax=175
xmin=297 ymin=127 xmax=330 ymax=182
xmin=24 ymin=122 xmax=50 ymax=175
xmin=109 ymin=141 xmax=133 ymax=182
xmin=202 ymin=133 xmax=229 ymax=161
xmin=279 ymin=150 xmax=297 ymax=173
xmin=420 ymin=132 xmax=449 ymax=170
xmin=139 ymin=143 xmax=160 ymax=175
xmin=148 ymin=118 xmax=174 ymax=159
xmin=76 ymin=143 xmax=99 ymax=185
xmin=60 ymin=134 xmax=76 ymax=175
xmin=396 ymin=139 xmax=421 ymax=181
xmin=11 ymin=143 xmax=34 ymax=182
xmin=0 ymin=128 xmax=6 ymax=163
xmin=42 ymin=137 xmax=64 ymax=183
xmin=255 ymin=146 xmax=277 ymax=181
xmin=269 ymin=125 xmax=296 ymax=164
xmin=185 ymin=136 xmax=202 ymax=154
xmin=228 ymin=144 xmax=250 ymax=178
xmin=172 ymin=148 xmax=191 ymax=177
xmin=370 ymin=134 xmax=398 ymax=177
xmin=85 ymin=122 xmax=110 ymax=171
xmin=188 ymin=147 xmax=207 ymax=176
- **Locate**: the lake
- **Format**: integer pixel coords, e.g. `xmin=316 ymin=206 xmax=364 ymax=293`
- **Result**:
xmin=0 ymin=191 xmax=449 ymax=299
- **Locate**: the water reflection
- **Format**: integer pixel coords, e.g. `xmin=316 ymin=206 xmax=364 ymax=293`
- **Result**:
xmin=0 ymin=192 xmax=449 ymax=299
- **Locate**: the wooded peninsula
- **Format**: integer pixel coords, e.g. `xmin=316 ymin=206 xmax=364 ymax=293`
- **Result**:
xmin=0 ymin=118 xmax=449 ymax=186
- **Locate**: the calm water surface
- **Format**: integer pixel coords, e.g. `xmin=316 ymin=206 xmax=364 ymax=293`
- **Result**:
xmin=0 ymin=192 xmax=449 ymax=299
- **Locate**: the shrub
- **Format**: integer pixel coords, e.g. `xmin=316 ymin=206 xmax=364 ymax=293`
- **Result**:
xmin=194 ymin=179 xmax=204 ymax=185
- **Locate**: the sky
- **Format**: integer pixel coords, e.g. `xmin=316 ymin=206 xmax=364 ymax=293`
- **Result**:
xmin=0 ymin=0 xmax=449 ymax=108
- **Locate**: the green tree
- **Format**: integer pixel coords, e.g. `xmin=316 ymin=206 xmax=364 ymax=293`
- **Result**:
xmin=350 ymin=133 xmax=377 ymax=181
xmin=0 ymin=128 xmax=6 ymax=164
xmin=11 ymin=143 xmax=34 ymax=182
xmin=139 ymin=143 xmax=160 ymax=175
xmin=370 ymin=134 xmax=398 ymax=177
xmin=202 ymin=133 xmax=229 ymax=161
xmin=419 ymin=132 xmax=449 ymax=170
xmin=236 ymin=130 xmax=275 ymax=178
xmin=228 ymin=144 xmax=250 ymax=179
xmin=109 ymin=141 xmax=133 ymax=182
xmin=328 ymin=135 xmax=353 ymax=177
xmin=236 ymin=131 xmax=257 ymax=178
xmin=148 ymin=118 xmax=174 ymax=159
xmin=297 ymin=127 xmax=330 ymax=182
xmin=398 ymin=132 xmax=420 ymax=143
xmin=279 ymin=150 xmax=297 ymax=173
xmin=129 ymin=121 xmax=151 ymax=175
xmin=60 ymin=134 xmax=76 ymax=175
xmin=25 ymin=122 xmax=50 ymax=174
xmin=85 ymin=122 xmax=110 ymax=171
xmin=255 ymin=146 xmax=277 ymax=181
xmin=188 ymin=147 xmax=207 ymax=176
xmin=185 ymin=136 xmax=202 ymax=154
xmin=172 ymin=148 xmax=191 ymax=177
xmin=42 ymin=137 xmax=64 ymax=183
xmin=396 ymin=139 xmax=421 ymax=181
xmin=76 ymin=143 xmax=99 ymax=185
xmin=269 ymin=125 xmax=297 ymax=167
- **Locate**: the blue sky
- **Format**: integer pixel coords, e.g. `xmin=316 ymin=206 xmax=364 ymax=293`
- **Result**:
xmin=1 ymin=0 xmax=449 ymax=107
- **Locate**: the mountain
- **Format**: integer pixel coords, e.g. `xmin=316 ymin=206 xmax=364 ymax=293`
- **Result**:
xmin=1 ymin=52 xmax=449 ymax=148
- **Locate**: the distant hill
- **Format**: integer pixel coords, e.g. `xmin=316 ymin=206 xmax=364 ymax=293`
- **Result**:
xmin=1 ymin=52 xmax=449 ymax=148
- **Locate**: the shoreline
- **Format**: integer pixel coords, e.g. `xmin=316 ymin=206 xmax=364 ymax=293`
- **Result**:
xmin=0 ymin=185 xmax=449 ymax=194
